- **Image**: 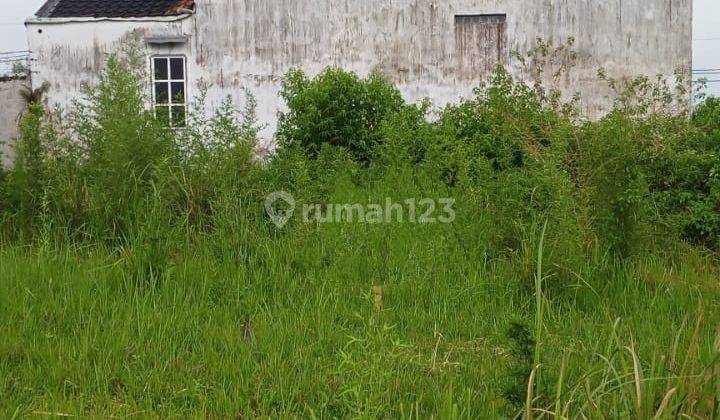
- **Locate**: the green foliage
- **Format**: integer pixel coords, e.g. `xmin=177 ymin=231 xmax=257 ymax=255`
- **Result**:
xmin=578 ymin=113 xmax=649 ymax=258
xmin=174 ymin=87 xmax=261 ymax=231
xmin=684 ymin=98 xmax=720 ymax=249
xmin=503 ymin=321 xmax=535 ymax=405
xmin=693 ymin=96 xmax=720 ymax=132
xmin=624 ymin=98 xmax=720 ymax=252
xmin=69 ymin=55 xmax=178 ymax=242
xmin=3 ymin=103 xmax=46 ymax=234
xmin=0 ymin=54 xmax=262 ymax=247
xmin=277 ymin=68 xmax=405 ymax=162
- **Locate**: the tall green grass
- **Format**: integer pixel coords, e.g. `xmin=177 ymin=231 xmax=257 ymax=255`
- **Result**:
xmin=0 ymin=230 xmax=717 ymax=417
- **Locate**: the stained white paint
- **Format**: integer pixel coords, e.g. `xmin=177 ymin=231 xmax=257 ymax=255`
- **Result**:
xmin=0 ymin=79 xmax=27 ymax=167
xmin=25 ymin=0 xmax=693 ymax=147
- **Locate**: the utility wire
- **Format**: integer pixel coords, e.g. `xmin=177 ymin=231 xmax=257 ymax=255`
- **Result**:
xmin=0 ymin=53 xmax=29 ymax=58
xmin=0 ymin=57 xmax=29 ymax=64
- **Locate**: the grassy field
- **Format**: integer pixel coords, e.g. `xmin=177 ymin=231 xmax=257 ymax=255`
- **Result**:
xmin=1 ymin=216 xmax=718 ymax=417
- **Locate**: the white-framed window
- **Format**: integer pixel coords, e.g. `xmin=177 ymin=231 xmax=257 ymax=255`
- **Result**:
xmin=151 ymin=56 xmax=187 ymax=127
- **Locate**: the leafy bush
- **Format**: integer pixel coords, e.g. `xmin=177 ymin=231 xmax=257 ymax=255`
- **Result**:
xmin=277 ymin=68 xmax=405 ymax=163
xmin=647 ymin=135 xmax=720 ymax=250
xmin=578 ymin=113 xmax=649 ymax=258
xmin=684 ymin=98 xmax=720 ymax=249
xmin=3 ymin=44 xmax=716 ymax=260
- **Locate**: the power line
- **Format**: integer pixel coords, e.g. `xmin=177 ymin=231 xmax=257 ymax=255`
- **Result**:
xmin=0 ymin=54 xmax=30 ymax=60
xmin=693 ymin=69 xmax=720 ymax=76
xmin=0 ymin=55 xmax=29 ymax=64
xmin=0 ymin=54 xmax=28 ymax=58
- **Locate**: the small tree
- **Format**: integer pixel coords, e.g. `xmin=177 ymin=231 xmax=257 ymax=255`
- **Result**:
xmin=277 ymin=68 xmax=405 ymax=163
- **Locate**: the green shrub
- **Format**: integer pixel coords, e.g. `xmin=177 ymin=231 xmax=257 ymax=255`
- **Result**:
xmin=3 ymin=103 xmax=46 ymax=235
xmin=1 ymin=41 xmax=717 ymax=261
xmin=693 ymin=96 xmax=720 ymax=132
xmin=578 ymin=113 xmax=649 ymax=258
xmin=378 ymin=101 xmax=435 ymax=166
xmin=174 ymin=88 xmax=261 ymax=231
xmin=277 ymin=68 xmax=405 ymax=163
xmin=647 ymin=130 xmax=720 ymax=251
xmin=685 ymin=98 xmax=720 ymax=249
xmin=373 ymin=67 xmax=586 ymax=301
xmin=69 ymin=55 xmax=178 ymax=242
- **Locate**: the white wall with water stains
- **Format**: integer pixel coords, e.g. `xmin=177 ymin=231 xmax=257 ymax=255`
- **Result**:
xmin=26 ymin=0 xmax=693 ymax=146
xmin=0 ymin=78 xmax=28 ymax=167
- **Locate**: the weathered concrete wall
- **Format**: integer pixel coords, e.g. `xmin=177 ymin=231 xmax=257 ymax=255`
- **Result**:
xmin=0 ymin=79 xmax=27 ymax=167
xmin=27 ymin=0 xmax=693 ymax=145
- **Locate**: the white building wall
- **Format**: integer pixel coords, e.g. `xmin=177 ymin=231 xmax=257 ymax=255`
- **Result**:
xmin=26 ymin=0 xmax=693 ymax=146
xmin=0 ymin=78 xmax=28 ymax=167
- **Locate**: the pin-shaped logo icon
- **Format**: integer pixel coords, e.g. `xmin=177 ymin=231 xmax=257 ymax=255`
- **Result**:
xmin=264 ymin=191 xmax=296 ymax=228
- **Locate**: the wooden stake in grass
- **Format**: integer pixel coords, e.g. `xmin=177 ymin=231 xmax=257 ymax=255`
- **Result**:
xmin=242 ymin=320 xmax=253 ymax=342
xmin=373 ymin=285 xmax=383 ymax=311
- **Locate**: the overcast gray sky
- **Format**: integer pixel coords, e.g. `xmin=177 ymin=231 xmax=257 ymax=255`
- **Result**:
xmin=1 ymin=0 xmax=719 ymax=95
